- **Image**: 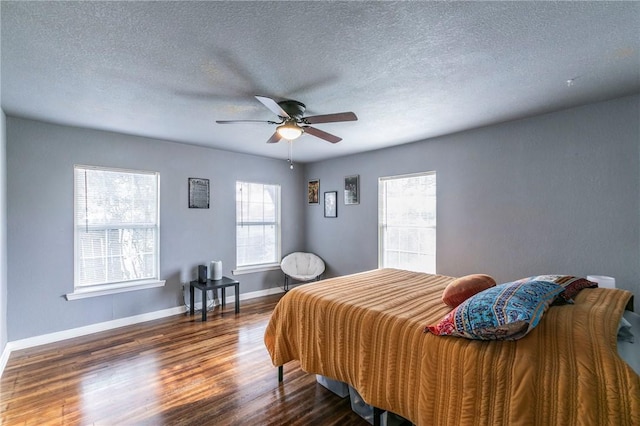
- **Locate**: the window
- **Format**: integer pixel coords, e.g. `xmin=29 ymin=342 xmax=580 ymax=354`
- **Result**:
xmin=379 ymin=172 xmax=436 ymax=273
xmin=235 ymin=181 xmax=281 ymax=272
xmin=70 ymin=165 xmax=162 ymax=299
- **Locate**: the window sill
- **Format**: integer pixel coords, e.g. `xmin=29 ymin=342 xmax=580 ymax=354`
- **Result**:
xmin=66 ymin=280 xmax=166 ymax=300
xmin=232 ymin=264 xmax=281 ymax=276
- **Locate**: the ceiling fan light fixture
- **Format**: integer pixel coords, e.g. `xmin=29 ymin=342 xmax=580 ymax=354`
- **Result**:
xmin=276 ymin=122 xmax=303 ymax=140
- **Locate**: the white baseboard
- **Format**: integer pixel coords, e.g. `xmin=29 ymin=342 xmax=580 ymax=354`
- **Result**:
xmin=7 ymin=305 xmax=188 ymax=353
xmin=0 ymin=344 xmax=10 ymax=377
xmin=0 ymin=286 xmax=284 ymax=378
xmin=238 ymin=286 xmax=284 ymax=300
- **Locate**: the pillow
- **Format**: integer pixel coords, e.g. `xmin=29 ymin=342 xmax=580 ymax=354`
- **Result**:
xmin=442 ymin=274 xmax=497 ymax=308
xmin=514 ymin=275 xmax=597 ymax=302
xmin=425 ymin=280 xmax=564 ymax=340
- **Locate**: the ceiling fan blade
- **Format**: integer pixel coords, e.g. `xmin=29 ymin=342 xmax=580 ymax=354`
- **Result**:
xmin=216 ymin=119 xmax=276 ymax=124
xmin=266 ymin=132 xmax=283 ymax=144
xmin=303 ymin=111 xmax=357 ymax=124
xmin=303 ymin=126 xmax=342 ymax=144
xmin=255 ymin=95 xmax=290 ymax=118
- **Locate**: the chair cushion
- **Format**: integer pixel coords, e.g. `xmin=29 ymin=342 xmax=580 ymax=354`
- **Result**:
xmin=281 ymin=252 xmax=325 ymax=280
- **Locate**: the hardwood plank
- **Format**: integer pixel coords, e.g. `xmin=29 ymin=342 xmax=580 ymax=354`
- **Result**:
xmin=0 ymin=294 xmax=368 ymax=425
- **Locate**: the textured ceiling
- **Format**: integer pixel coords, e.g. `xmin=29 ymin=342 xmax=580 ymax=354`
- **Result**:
xmin=1 ymin=1 xmax=639 ymax=163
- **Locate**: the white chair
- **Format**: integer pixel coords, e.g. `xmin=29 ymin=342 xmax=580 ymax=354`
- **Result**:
xmin=280 ymin=252 xmax=325 ymax=291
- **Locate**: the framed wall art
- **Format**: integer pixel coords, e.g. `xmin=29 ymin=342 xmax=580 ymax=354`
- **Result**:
xmin=188 ymin=177 xmax=210 ymax=209
xmin=324 ymin=191 xmax=337 ymax=218
xmin=308 ymin=179 xmax=320 ymax=204
xmin=344 ymin=174 xmax=359 ymax=205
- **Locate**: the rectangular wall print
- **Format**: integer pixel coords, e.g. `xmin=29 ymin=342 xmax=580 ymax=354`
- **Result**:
xmin=308 ymin=179 xmax=320 ymax=205
xmin=189 ymin=177 xmax=210 ymax=209
xmin=344 ymin=174 xmax=359 ymax=205
xmin=324 ymin=191 xmax=337 ymax=218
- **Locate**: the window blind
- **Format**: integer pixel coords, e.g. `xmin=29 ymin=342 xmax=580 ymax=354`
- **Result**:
xmin=74 ymin=166 xmax=160 ymax=287
xmin=379 ymin=172 xmax=436 ymax=273
xmin=236 ymin=181 xmax=281 ymax=267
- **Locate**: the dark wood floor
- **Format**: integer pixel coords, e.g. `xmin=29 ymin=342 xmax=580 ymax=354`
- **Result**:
xmin=1 ymin=294 xmax=369 ymax=425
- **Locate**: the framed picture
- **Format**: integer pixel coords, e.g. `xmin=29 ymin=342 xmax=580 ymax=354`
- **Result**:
xmin=324 ymin=191 xmax=337 ymax=218
xmin=188 ymin=178 xmax=210 ymax=209
xmin=308 ymin=179 xmax=320 ymax=204
xmin=344 ymin=174 xmax=359 ymax=205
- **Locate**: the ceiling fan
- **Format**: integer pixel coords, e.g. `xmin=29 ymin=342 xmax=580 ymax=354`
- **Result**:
xmin=216 ymin=95 xmax=357 ymax=144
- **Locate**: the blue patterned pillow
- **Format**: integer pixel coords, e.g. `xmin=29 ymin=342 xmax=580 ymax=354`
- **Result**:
xmin=425 ymin=280 xmax=563 ymax=340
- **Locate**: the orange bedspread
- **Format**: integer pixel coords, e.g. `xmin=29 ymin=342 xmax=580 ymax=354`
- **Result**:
xmin=264 ymin=268 xmax=640 ymax=426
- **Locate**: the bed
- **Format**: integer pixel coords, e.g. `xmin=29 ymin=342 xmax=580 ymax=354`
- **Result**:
xmin=264 ymin=268 xmax=640 ymax=425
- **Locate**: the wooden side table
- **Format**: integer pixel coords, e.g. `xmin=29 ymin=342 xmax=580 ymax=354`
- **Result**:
xmin=189 ymin=276 xmax=240 ymax=321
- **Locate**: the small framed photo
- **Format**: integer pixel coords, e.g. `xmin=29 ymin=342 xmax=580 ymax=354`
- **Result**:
xmin=324 ymin=191 xmax=337 ymax=218
xmin=344 ymin=174 xmax=359 ymax=205
xmin=188 ymin=178 xmax=210 ymax=209
xmin=308 ymin=179 xmax=320 ymax=204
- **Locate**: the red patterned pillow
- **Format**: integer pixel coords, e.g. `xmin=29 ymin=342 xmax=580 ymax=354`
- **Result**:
xmin=442 ymin=274 xmax=497 ymax=308
xmin=514 ymin=275 xmax=597 ymax=302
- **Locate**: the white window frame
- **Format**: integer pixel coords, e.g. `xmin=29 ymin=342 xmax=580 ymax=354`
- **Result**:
xmin=378 ymin=171 xmax=437 ymax=274
xmin=67 ymin=165 xmax=164 ymax=300
xmin=233 ymin=181 xmax=282 ymax=275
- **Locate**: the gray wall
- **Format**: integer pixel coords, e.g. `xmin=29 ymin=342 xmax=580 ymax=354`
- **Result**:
xmin=305 ymin=95 xmax=640 ymax=298
xmin=6 ymin=118 xmax=305 ymax=341
xmin=5 ymin=94 xmax=639 ymax=343
xmin=1 ymin=110 xmax=6 ymax=353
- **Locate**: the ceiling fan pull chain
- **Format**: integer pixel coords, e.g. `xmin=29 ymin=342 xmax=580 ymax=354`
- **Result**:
xmin=288 ymin=140 xmax=294 ymax=170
